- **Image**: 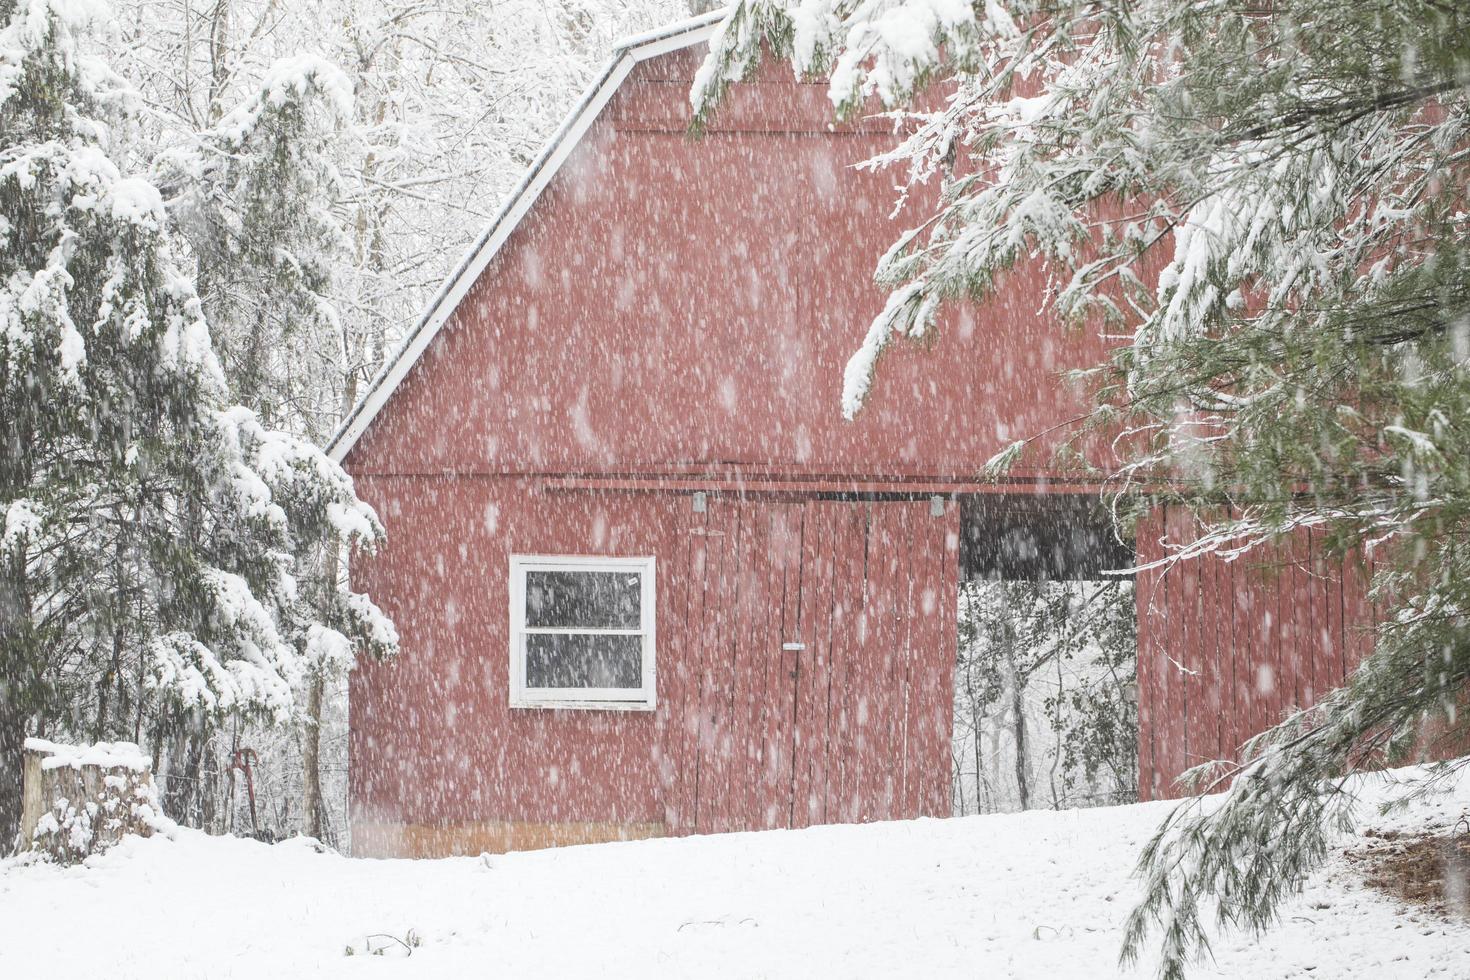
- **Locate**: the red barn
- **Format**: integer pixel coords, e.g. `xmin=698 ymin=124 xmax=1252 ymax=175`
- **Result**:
xmin=330 ymin=13 xmax=1372 ymax=858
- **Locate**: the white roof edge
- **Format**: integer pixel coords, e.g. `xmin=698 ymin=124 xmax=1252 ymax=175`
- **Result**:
xmin=611 ymin=8 xmax=727 ymax=53
xmin=325 ymin=12 xmax=725 ymax=464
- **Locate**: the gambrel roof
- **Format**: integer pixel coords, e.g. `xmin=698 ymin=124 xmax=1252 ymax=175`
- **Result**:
xmin=325 ymin=11 xmax=725 ymax=463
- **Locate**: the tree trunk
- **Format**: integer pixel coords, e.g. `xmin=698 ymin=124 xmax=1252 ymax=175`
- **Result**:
xmin=223 ymin=726 xmax=238 ymax=835
xmin=1005 ymin=624 xmax=1030 ymax=811
xmin=1012 ymin=679 xmax=1030 ymax=811
xmin=0 ymin=695 xmax=25 ymax=852
xmin=0 ymin=547 xmax=36 ymax=851
xmin=94 ymin=624 xmax=124 ymax=742
xmin=301 ymin=671 xmax=325 ymax=839
xmin=1046 ymin=651 xmax=1065 ymax=809
xmin=163 ymin=719 xmax=210 ymax=827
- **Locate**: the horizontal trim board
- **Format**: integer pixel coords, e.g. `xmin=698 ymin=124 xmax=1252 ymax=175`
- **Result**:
xmin=347 ymin=467 xmax=1102 ymax=485
xmin=538 ymin=477 xmax=1107 ymax=496
xmin=508 ymin=698 xmax=657 ymax=712
xmin=611 ymin=125 xmax=885 ymax=136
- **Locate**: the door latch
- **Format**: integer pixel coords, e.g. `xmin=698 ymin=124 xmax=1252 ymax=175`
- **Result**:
xmin=782 ymin=642 xmax=805 ymax=651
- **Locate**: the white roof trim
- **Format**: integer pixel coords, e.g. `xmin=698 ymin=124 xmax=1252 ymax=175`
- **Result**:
xmin=611 ymin=8 xmax=727 ymax=54
xmin=325 ymin=11 xmax=726 ymax=463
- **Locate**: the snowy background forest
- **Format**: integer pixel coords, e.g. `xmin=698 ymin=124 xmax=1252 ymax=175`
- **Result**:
xmin=118 ymin=0 xmax=689 ymax=440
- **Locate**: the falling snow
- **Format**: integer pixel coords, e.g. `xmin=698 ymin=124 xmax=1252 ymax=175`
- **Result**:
xmin=5 ymin=1 xmax=1470 ymax=978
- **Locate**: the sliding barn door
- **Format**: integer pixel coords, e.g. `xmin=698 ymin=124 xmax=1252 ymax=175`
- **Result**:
xmin=663 ymin=497 xmax=957 ymax=836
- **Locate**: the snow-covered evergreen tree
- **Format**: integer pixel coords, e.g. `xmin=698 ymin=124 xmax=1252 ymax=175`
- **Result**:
xmin=151 ymin=53 xmax=366 ymax=833
xmin=695 ymin=2 xmax=1470 ymax=976
xmin=155 ymin=55 xmax=353 ymax=438
xmin=0 ymin=0 xmax=395 ymax=848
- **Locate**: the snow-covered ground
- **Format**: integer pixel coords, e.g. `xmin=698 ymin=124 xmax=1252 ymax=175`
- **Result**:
xmin=3 ymin=771 xmax=1468 ymax=979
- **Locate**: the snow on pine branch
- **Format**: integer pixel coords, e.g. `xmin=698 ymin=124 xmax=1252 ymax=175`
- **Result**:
xmin=0 ymin=0 xmax=108 ymax=106
xmin=691 ymin=0 xmax=1019 ymax=122
xmin=214 ymin=406 xmax=385 ymax=551
xmin=211 ymin=55 xmax=354 ymax=149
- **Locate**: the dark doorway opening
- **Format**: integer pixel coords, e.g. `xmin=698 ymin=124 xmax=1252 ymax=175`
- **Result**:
xmin=960 ymin=494 xmax=1135 ymax=583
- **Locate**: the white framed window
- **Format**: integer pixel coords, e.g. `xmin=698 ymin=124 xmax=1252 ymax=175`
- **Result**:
xmin=509 ymin=555 xmax=656 ymax=710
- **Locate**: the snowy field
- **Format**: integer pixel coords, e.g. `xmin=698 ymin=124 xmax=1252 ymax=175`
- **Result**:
xmin=3 ymin=771 xmax=1468 ymax=979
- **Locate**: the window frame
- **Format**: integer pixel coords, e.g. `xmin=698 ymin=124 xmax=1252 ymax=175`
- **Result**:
xmin=508 ymin=554 xmax=657 ymax=711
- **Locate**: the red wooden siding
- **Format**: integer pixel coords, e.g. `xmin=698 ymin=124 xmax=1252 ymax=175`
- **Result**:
xmin=349 ymin=479 xmax=958 ymax=855
xmin=664 ymin=495 xmax=957 ymax=833
xmin=661 ymin=499 xmax=958 ymax=834
xmin=343 ymin=52 xmax=1112 ymax=485
xmin=345 ymin=34 xmax=1086 ymax=856
xmin=348 ymin=481 xmax=677 ymax=852
xmin=1135 ymin=508 xmax=1374 ymax=801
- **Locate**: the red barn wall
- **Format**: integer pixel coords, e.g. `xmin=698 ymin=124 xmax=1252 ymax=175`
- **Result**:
xmin=345 ymin=44 xmax=1101 ymax=856
xmin=344 ymin=51 xmax=1110 ymax=484
xmin=1134 ymin=510 xmax=1376 ymax=801
xmin=349 ymin=480 xmax=958 ymax=856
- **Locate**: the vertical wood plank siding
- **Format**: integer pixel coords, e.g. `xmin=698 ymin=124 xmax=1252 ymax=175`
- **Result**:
xmin=349 ymin=489 xmax=959 ymax=856
xmin=666 ymin=497 xmax=958 ymax=836
xmin=1135 ymin=507 xmax=1373 ymax=801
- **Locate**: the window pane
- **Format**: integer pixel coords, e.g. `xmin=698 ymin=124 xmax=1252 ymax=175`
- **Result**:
xmin=525 ymin=633 xmax=643 ymax=689
xmin=525 ymin=569 xmax=641 ymax=629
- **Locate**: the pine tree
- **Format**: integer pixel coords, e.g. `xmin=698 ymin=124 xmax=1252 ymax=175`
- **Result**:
xmin=0 ymin=0 xmax=395 ymax=848
xmin=695 ymin=2 xmax=1470 ymax=976
xmin=153 ymin=55 xmax=363 ymax=833
xmin=155 ymin=54 xmax=354 ymax=439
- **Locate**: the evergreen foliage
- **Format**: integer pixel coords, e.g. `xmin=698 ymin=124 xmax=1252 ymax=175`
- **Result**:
xmin=155 ymin=54 xmax=353 ymax=437
xmin=695 ymin=2 xmax=1470 ymax=976
xmin=19 ymin=0 xmax=686 ymax=844
xmin=0 ymin=0 xmax=395 ymax=848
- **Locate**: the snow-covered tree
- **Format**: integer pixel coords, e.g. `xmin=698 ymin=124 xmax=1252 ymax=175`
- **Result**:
xmin=72 ymin=0 xmax=683 ymax=844
xmin=694 ymin=2 xmax=1470 ymax=976
xmin=151 ymin=55 xmax=363 ymax=833
xmin=954 ymin=578 xmax=1136 ymax=815
xmin=156 ymin=55 xmax=353 ymax=437
xmin=113 ymin=0 xmax=690 ymax=420
xmin=0 ymin=0 xmax=395 ymax=849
